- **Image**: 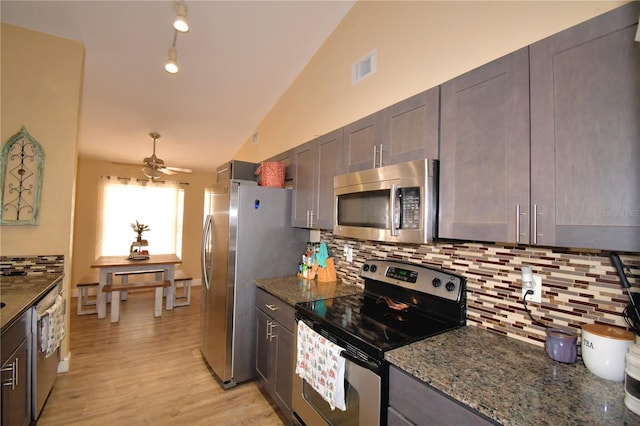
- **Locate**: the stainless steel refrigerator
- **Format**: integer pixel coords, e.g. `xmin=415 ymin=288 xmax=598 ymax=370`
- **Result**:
xmin=200 ymin=179 xmax=307 ymax=388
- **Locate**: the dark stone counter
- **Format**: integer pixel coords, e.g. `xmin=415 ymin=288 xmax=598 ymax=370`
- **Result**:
xmin=0 ymin=274 xmax=63 ymax=331
xmin=254 ymin=275 xmax=362 ymax=306
xmin=386 ymin=326 xmax=640 ymax=425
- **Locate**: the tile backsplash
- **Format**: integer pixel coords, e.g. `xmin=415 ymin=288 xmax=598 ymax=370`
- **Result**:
xmin=321 ymin=231 xmax=639 ymax=347
xmin=0 ymin=255 xmax=65 ymax=275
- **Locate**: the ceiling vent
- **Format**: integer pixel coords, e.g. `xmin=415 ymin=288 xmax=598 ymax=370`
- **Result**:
xmin=352 ymin=50 xmax=376 ymax=84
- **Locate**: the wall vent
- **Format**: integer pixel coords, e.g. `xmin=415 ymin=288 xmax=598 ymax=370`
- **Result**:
xmin=352 ymin=50 xmax=376 ymax=84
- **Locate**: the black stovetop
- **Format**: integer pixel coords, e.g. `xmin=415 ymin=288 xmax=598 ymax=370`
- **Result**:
xmin=295 ymin=259 xmax=467 ymax=361
xmin=296 ymin=291 xmax=460 ymax=360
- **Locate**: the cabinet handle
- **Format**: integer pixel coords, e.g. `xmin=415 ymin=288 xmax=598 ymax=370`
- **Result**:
xmin=2 ymin=359 xmax=17 ymax=390
xmin=516 ymin=205 xmax=522 ymax=244
xmin=269 ymin=323 xmax=278 ymax=341
xmin=265 ymin=304 xmax=278 ymax=311
xmin=373 ymin=145 xmax=377 ymax=169
xmin=309 ymin=210 xmax=314 ymax=228
xmin=533 ymin=204 xmax=539 ymax=245
xmin=266 ymin=320 xmax=272 ymax=339
xmin=378 ymin=144 xmax=383 ymax=168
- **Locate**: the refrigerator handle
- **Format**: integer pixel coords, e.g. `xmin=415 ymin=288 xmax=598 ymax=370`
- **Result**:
xmin=201 ymin=214 xmax=213 ymax=290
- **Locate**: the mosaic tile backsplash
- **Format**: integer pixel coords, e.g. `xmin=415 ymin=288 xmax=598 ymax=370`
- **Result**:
xmin=321 ymin=231 xmax=640 ymax=348
xmin=0 ymin=255 xmax=65 ymax=275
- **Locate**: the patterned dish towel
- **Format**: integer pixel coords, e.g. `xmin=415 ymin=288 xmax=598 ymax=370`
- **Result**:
xmin=39 ymin=295 xmax=65 ymax=358
xmin=295 ymin=320 xmax=346 ymax=411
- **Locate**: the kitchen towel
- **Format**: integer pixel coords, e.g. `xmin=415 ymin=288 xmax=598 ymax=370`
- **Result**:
xmin=39 ymin=295 xmax=66 ymax=358
xmin=295 ymin=320 xmax=346 ymax=411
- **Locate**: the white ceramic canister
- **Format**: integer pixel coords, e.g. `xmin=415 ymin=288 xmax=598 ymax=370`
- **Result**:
xmin=625 ymin=343 xmax=640 ymax=416
xmin=582 ymin=324 xmax=635 ymax=382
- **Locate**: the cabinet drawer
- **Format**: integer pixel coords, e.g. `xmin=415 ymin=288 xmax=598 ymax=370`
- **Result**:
xmin=1 ymin=309 xmax=31 ymax=362
xmin=255 ymin=288 xmax=295 ymax=332
xmin=389 ymin=366 xmax=495 ymax=426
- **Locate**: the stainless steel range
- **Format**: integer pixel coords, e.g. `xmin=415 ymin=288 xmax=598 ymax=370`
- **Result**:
xmin=292 ymin=259 xmax=467 ymax=426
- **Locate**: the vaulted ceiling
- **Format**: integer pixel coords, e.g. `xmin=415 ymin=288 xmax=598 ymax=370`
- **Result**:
xmin=1 ymin=1 xmax=354 ymax=173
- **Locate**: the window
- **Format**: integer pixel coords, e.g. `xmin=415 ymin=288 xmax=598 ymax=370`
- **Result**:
xmin=97 ymin=177 xmax=185 ymax=257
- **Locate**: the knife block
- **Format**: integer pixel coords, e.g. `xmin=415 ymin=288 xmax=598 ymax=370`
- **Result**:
xmin=317 ymin=257 xmax=337 ymax=282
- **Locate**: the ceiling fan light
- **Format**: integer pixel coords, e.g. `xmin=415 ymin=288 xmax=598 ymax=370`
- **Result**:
xmin=164 ymin=47 xmax=179 ymax=74
xmin=174 ymin=2 xmax=189 ymax=32
xmin=142 ymin=166 xmax=163 ymax=180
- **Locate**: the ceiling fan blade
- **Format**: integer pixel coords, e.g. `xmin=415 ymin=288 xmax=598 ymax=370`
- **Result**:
xmin=158 ymin=167 xmax=177 ymax=175
xmin=164 ymin=166 xmax=192 ymax=174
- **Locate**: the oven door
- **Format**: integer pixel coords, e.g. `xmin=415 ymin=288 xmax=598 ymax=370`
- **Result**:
xmin=292 ymin=323 xmax=382 ymax=426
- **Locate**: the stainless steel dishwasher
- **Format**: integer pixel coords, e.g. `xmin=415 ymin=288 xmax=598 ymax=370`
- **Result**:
xmin=32 ymin=275 xmax=64 ymax=420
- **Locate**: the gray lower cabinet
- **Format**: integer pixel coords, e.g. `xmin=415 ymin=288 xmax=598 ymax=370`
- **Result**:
xmin=291 ymin=128 xmax=343 ymax=229
xmin=255 ymin=288 xmax=295 ymax=420
xmin=1 ymin=310 xmax=31 ymax=426
xmin=388 ymin=365 xmax=495 ymax=426
xmin=439 ymin=47 xmax=530 ymax=244
xmin=529 ymin=1 xmax=640 ymax=251
xmin=343 ymin=89 xmax=439 ymax=173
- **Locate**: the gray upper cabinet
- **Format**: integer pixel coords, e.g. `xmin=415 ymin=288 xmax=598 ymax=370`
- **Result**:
xmin=439 ymin=48 xmax=530 ymax=243
xmin=530 ymin=2 xmax=640 ymax=251
xmin=382 ymin=88 xmax=440 ymax=165
xmin=343 ymin=89 xmax=439 ymax=173
xmin=343 ymin=111 xmax=383 ymax=173
xmin=266 ymin=149 xmax=294 ymax=188
xmin=292 ymin=128 xmax=343 ymax=229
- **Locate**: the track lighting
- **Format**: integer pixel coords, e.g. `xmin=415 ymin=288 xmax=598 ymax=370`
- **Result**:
xmin=164 ymin=2 xmax=189 ymax=74
xmin=173 ymin=1 xmax=189 ymax=33
xmin=164 ymin=32 xmax=179 ymax=74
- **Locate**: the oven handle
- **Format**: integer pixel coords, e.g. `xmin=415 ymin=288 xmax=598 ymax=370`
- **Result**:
xmin=340 ymin=350 xmax=382 ymax=373
xmin=296 ymin=313 xmax=383 ymax=374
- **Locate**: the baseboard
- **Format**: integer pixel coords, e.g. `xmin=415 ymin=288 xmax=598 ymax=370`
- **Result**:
xmin=58 ymin=352 xmax=70 ymax=373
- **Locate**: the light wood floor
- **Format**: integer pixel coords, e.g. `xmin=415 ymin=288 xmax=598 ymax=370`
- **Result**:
xmin=38 ymin=288 xmax=286 ymax=425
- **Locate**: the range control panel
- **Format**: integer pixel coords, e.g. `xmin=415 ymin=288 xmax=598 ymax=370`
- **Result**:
xmin=360 ymin=259 xmax=465 ymax=303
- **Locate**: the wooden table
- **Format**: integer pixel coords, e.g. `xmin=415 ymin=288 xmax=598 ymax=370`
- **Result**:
xmin=90 ymin=254 xmax=182 ymax=319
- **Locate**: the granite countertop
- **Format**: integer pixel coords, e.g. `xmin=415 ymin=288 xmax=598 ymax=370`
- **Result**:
xmin=386 ymin=326 xmax=640 ymax=425
xmin=0 ymin=273 xmax=63 ymax=331
xmin=254 ymin=275 xmax=363 ymax=306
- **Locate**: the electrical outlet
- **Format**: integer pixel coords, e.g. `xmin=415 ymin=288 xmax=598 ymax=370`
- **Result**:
xmin=522 ymin=275 xmax=542 ymax=303
xmin=346 ymin=247 xmax=353 ymax=263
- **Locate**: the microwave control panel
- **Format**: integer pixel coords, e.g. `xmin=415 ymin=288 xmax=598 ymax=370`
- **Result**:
xmin=398 ymin=187 xmax=421 ymax=229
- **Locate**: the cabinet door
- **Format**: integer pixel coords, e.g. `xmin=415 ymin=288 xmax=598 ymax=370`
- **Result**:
xmin=266 ymin=149 xmax=295 ymax=188
xmin=530 ymin=2 xmax=640 ymax=251
xmin=1 ymin=338 xmax=30 ymax=426
xmin=439 ymin=48 xmax=530 ymax=243
xmin=291 ymin=141 xmax=315 ymax=228
xmin=273 ymin=326 xmax=294 ymax=418
xmin=343 ymin=111 xmax=383 ymax=173
xmin=314 ymin=129 xmax=343 ymax=229
xmin=382 ymin=88 xmax=439 ymax=166
xmin=255 ymin=308 xmax=272 ymax=391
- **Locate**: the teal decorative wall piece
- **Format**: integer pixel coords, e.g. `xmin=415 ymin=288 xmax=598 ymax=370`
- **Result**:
xmin=1 ymin=126 xmax=45 ymax=225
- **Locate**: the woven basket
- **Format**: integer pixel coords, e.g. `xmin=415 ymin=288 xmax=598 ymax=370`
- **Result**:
xmin=255 ymin=161 xmax=286 ymax=188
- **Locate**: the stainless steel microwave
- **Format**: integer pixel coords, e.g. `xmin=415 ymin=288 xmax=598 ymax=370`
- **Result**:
xmin=333 ymin=159 xmax=438 ymax=244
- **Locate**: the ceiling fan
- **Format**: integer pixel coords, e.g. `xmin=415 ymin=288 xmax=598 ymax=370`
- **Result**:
xmin=141 ymin=132 xmax=192 ymax=179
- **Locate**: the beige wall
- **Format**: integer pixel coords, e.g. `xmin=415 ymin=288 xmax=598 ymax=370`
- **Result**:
xmin=234 ymin=0 xmax=627 ymax=162
xmin=1 ymin=23 xmax=84 ymax=358
xmin=72 ymin=158 xmax=216 ymax=290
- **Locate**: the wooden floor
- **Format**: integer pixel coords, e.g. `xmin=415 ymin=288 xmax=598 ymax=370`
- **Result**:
xmin=38 ymin=289 xmax=286 ymax=425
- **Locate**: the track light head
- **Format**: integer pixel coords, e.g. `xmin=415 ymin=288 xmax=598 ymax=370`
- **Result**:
xmin=165 ymin=47 xmax=179 ymax=74
xmin=174 ymin=2 xmax=189 ymax=32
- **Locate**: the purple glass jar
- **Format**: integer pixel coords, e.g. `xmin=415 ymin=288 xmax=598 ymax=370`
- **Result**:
xmin=546 ymin=328 xmax=578 ymax=363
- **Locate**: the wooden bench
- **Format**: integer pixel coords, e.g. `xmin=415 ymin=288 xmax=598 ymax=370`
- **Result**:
xmin=102 ymin=280 xmax=171 ymax=323
xmin=77 ymin=273 xmax=99 ymax=315
xmin=174 ymin=269 xmax=193 ymax=307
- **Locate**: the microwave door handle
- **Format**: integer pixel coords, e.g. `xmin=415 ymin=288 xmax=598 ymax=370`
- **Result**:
xmin=390 ymin=185 xmax=399 ymax=236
